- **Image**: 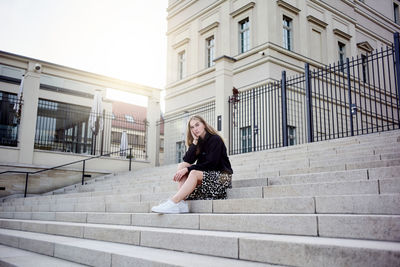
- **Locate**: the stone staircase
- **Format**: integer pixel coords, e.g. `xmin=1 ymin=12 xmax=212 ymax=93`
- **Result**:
xmin=0 ymin=130 xmax=399 ymax=266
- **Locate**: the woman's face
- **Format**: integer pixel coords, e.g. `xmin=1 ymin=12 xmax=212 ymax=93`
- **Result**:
xmin=189 ymin=119 xmax=206 ymax=139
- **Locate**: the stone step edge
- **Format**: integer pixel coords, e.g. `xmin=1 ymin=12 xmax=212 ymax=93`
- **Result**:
xmin=2 ymin=194 xmax=400 ymax=215
xmin=1 ymin=222 xmax=400 ymax=260
xmin=0 ymin=228 xmax=269 ymax=267
xmin=6 ymin=175 xmax=399 ymax=207
xmin=0 ymin=244 xmax=87 ymax=267
xmin=1 ymin=213 xmax=400 ymax=242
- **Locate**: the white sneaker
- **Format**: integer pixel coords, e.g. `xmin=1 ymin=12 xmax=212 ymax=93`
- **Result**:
xmin=178 ymin=200 xmax=189 ymax=213
xmin=151 ymin=199 xmax=180 ymax=214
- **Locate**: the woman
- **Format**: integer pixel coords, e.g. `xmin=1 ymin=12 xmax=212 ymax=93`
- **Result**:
xmin=151 ymin=115 xmax=233 ymax=214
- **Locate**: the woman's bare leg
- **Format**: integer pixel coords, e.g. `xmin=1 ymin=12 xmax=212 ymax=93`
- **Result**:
xmin=175 ymin=162 xmax=191 ymax=189
xmin=171 ymin=170 xmax=203 ymax=203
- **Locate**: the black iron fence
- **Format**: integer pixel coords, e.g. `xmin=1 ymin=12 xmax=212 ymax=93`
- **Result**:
xmin=158 ymin=102 xmax=215 ymax=164
xmin=229 ymin=34 xmax=400 ymax=155
xmin=34 ymin=99 xmax=148 ymax=160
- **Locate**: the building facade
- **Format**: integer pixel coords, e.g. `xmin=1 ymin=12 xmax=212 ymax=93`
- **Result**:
xmin=163 ymin=0 xmax=400 ymax=164
xmin=0 ymin=50 xmax=162 ymax=173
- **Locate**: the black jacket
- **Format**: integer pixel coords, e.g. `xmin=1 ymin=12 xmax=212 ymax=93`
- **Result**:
xmin=183 ymin=132 xmax=233 ymax=174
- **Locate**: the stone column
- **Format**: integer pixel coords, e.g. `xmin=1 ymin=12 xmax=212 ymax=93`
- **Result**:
xmin=146 ymin=90 xmax=161 ymax=166
xmin=214 ymin=55 xmax=235 ymax=147
xmin=18 ymin=61 xmax=41 ymax=164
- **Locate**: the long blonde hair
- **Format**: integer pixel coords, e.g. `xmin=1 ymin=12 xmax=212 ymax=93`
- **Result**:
xmin=186 ymin=115 xmax=222 ymax=147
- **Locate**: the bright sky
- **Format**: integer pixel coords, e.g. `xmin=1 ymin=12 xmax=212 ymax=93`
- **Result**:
xmin=0 ymin=0 xmax=168 ymax=108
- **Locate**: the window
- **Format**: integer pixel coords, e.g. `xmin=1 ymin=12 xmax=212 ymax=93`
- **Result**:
xmin=111 ymin=131 xmax=122 ymax=143
xmin=176 ymin=141 xmax=186 ymax=163
xmin=125 ymin=115 xmax=135 ymax=123
xmin=178 ymin=51 xmax=186 ymax=80
xmin=288 ymin=126 xmax=296 ymax=146
xmin=283 ymin=16 xmax=293 ymax=51
xmin=160 ymin=138 xmax=164 ymax=152
xmin=240 ymin=126 xmax=252 ymax=153
xmin=338 ymin=42 xmax=346 ymax=71
xmin=206 ymin=36 xmax=215 ymax=67
xmin=239 ymin=18 xmax=250 ymax=53
xmin=395 ymin=2 xmax=399 ymax=24
xmin=0 ymin=91 xmax=19 ymax=147
xmin=361 ymin=54 xmax=369 ymax=83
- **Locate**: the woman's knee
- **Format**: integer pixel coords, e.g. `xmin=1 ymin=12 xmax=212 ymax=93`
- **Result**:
xmin=188 ymin=170 xmax=203 ymax=183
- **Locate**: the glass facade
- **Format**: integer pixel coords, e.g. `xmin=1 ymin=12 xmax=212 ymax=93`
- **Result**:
xmin=35 ymin=99 xmax=93 ymax=154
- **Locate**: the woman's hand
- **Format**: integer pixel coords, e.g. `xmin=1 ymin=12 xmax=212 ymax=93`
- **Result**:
xmin=191 ymin=130 xmax=199 ymax=145
xmin=173 ymin=168 xmax=188 ymax=182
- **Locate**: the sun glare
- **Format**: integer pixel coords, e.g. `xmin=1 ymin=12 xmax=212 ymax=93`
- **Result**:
xmin=106 ymin=88 xmax=148 ymax=107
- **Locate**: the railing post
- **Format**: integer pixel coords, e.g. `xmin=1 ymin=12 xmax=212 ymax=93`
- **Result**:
xmin=252 ymin=89 xmax=257 ymax=152
xmin=129 ymin=148 xmax=132 ymax=171
xmin=281 ymin=71 xmax=288 ymax=147
xmin=305 ymin=63 xmax=314 ymax=143
xmin=81 ymin=160 xmax=86 ymax=185
xmin=346 ymin=58 xmax=354 ymax=136
xmin=394 ymin=32 xmax=400 ymax=128
xmin=24 ymin=173 xmax=29 ymax=198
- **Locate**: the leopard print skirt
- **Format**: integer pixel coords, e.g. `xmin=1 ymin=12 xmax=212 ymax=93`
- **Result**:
xmin=186 ymin=171 xmax=232 ymax=200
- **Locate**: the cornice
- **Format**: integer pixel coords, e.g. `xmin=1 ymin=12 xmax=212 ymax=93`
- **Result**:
xmin=357 ymin=41 xmax=373 ymax=53
xmin=276 ymin=0 xmax=300 ymax=14
xmin=333 ymin=28 xmax=352 ymax=40
xmin=355 ymin=0 xmax=400 ymax=30
xmin=167 ymin=0 xmax=227 ymax=35
xmin=172 ymin=38 xmax=190 ymax=49
xmin=199 ymin=22 xmax=219 ymax=35
xmin=167 ymin=0 xmax=184 ymax=12
xmin=167 ymin=0 xmax=198 ymax=19
xmin=230 ymin=2 xmax=255 ymax=18
xmin=214 ymin=55 xmax=236 ymax=63
xmin=309 ymin=0 xmax=356 ymax=24
xmin=355 ymin=24 xmax=392 ymax=46
xmin=307 ymin=15 xmax=328 ymax=28
xmin=354 ymin=6 xmax=400 ymax=34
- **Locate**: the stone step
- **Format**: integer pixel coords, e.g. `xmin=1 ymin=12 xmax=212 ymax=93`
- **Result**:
xmin=0 ymin=228 xmax=268 ymax=267
xmin=212 ymin=194 xmax=400 ymax=215
xmin=277 ymin=158 xmax=400 ymax=176
xmin=2 ymin=175 xmax=398 ymax=211
xmin=1 ymin=211 xmax=399 ymax=242
xmin=238 ymin=230 xmax=400 ymax=267
xmin=2 ymin=191 xmax=400 ymax=215
xmin=230 ymin=141 xmax=400 ymax=164
xmin=0 ymin=244 xmax=87 ymax=267
xmin=369 ymin=166 xmax=400 ymax=179
xmin=232 ymin=166 xmax=400 ymax=187
xmin=232 ymin=169 xmax=368 ymax=188
xmin=262 ymin=180 xmax=381 ymax=198
xmin=316 ymin=194 xmax=400 ymax=214
xmin=2 ymin=223 xmax=400 ymax=267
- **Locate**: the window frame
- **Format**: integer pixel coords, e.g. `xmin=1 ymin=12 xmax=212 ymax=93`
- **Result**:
xmin=238 ymin=17 xmax=250 ymax=54
xmin=283 ymin=15 xmax=293 ymax=51
xmin=338 ymin=41 xmax=346 ymax=71
xmin=178 ymin=50 xmax=186 ymax=80
xmin=125 ymin=115 xmax=135 ymax=124
xmin=206 ymin=35 xmax=215 ymax=68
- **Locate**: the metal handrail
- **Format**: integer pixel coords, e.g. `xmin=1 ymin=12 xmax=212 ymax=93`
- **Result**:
xmin=0 ymin=147 xmax=134 ymax=197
